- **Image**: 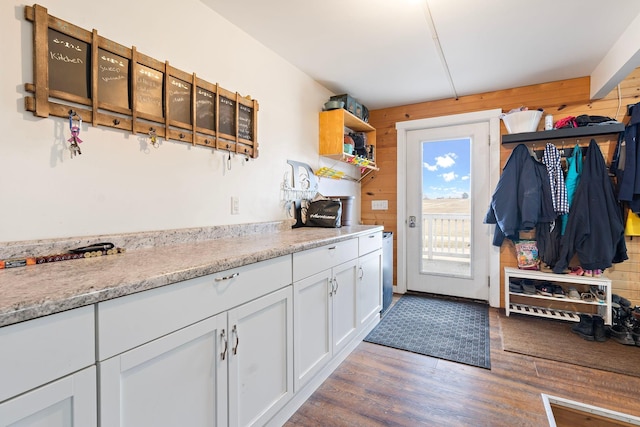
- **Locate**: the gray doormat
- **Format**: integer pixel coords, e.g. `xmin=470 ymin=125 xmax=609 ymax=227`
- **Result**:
xmin=364 ymin=294 xmax=491 ymax=369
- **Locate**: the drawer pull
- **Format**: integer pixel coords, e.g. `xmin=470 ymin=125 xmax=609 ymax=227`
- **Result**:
xmin=369 ymin=235 xmax=375 ymax=238
xmin=328 ymin=246 xmax=337 ymax=250
xmin=215 ymin=272 xmax=240 ymax=282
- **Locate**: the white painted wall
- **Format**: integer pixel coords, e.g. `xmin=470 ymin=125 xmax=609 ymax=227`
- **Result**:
xmin=0 ymin=0 xmax=360 ymax=242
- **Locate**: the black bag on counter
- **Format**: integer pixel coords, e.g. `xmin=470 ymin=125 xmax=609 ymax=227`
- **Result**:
xmin=304 ymin=199 xmax=342 ymax=228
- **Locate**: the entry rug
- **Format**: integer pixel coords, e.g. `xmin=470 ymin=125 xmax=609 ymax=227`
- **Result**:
xmin=364 ymin=294 xmax=491 ymax=369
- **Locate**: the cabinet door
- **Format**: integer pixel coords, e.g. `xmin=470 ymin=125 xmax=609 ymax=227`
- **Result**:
xmin=293 ymin=269 xmax=332 ymax=392
xmin=331 ymin=259 xmax=358 ymax=355
xmin=99 ymin=314 xmax=227 ymax=427
xmin=358 ymin=249 xmax=382 ymax=330
xmin=0 ymin=366 xmax=96 ymax=427
xmin=228 ymin=287 xmax=293 ymax=427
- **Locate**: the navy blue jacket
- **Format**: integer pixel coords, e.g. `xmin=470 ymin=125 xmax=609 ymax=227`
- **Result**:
xmin=484 ymin=144 xmax=554 ymax=246
xmin=553 ymin=139 xmax=627 ymax=272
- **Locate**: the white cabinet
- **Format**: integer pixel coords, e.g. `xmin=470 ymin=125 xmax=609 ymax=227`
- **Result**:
xmin=357 ymin=249 xmax=382 ymax=329
xmin=228 ymin=286 xmax=293 ymax=427
xmin=97 ymin=256 xmax=293 ymax=427
xmin=0 ymin=306 xmax=96 ymax=427
xmin=99 ymin=314 xmax=228 ymax=427
xmin=293 ymin=260 xmax=358 ymax=391
xmin=99 ymin=286 xmax=293 ymax=427
xmin=293 ymin=239 xmax=359 ymax=391
xmin=505 ymin=267 xmax=612 ymax=325
xmin=357 ymin=231 xmax=383 ymax=330
xmin=0 ymin=366 xmax=96 ymax=427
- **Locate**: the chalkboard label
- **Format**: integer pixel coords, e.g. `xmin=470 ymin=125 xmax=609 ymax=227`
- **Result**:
xmin=98 ymin=48 xmax=129 ymax=110
xmin=238 ymin=104 xmax=253 ymax=141
xmin=219 ymin=96 xmax=236 ymax=137
xmin=136 ymin=64 xmax=163 ymax=118
xmin=196 ymin=87 xmax=215 ymax=131
xmin=48 ymin=28 xmax=90 ymax=99
xmin=168 ymin=77 xmax=192 ymax=125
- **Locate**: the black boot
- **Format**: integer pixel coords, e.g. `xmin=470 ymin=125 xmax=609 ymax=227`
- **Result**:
xmin=572 ymin=314 xmax=594 ymax=341
xmin=592 ymin=315 xmax=607 ymax=342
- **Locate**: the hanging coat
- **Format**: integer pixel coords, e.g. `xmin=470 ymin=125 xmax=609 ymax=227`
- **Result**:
xmin=553 ymin=139 xmax=627 ymax=272
xmin=560 ymin=143 xmax=583 ymax=234
xmin=484 ymin=144 xmax=550 ymax=246
xmin=615 ymin=102 xmax=640 ymax=212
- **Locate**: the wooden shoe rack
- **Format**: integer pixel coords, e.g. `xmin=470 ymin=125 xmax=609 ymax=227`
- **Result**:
xmin=504 ymin=267 xmax=612 ymax=325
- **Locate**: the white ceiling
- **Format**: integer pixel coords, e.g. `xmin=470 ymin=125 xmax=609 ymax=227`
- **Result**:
xmin=200 ymin=0 xmax=640 ymax=110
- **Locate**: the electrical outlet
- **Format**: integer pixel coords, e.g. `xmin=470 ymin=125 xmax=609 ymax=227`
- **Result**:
xmin=231 ymin=197 xmax=240 ymax=215
xmin=372 ymin=200 xmax=388 ymax=210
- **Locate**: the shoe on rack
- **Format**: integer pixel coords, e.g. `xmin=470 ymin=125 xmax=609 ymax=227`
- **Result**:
xmin=606 ymin=325 xmax=636 ymax=345
xmin=571 ymin=314 xmax=595 ymax=341
xmin=593 ymin=269 xmax=603 ymax=277
xmin=552 ymin=285 xmax=566 ymax=298
xmin=536 ymin=283 xmax=553 ymax=297
xmin=590 ymin=285 xmax=606 ymax=302
xmin=592 ymin=315 xmax=607 ymax=342
xmin=509 ymin=280 xmax=524 ymax=293
xmin=569 ymin=266 xmax=585 ymax=276
xmin=521 ymin=280 xmax=536 ymax=295
xmin=567 ymin=287 xmax=580 ymax=300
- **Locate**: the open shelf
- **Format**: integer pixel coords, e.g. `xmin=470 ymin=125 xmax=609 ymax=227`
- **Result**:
xmin=501 ymin=123 xmax=624 ymax=144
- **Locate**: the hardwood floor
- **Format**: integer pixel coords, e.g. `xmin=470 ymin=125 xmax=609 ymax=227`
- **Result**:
xmin=285 ymin=305 xmax=640 ymax=427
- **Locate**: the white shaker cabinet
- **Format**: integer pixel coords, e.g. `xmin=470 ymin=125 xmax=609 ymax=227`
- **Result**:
xmin=99 ymin=314 xmax=228 ymax=427
xmin=0 ymin=306 xmax=96 ymax=427
xmin=293 ymin=239 xmax=359 ymax=391
xmin=357 ymin=232 xmax=383 ymax=331
xmin=99 ymin=286 xmax=293 ymax=427
xmin=228 ymin=286 xmax=294 ymax=427
xmin=97 ymin=255 xmax=293 ymax=427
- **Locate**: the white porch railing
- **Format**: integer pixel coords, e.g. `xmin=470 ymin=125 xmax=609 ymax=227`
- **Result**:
xmin=422 ymin=213 xmax=471 ymax=260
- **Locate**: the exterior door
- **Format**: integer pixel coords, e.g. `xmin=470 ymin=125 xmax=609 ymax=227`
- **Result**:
xmin=406 ymin=122 xmax=491 ymax=300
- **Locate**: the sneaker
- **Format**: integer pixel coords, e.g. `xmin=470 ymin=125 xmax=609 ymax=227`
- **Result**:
xmin=590 ymin=285 xmax=605 ymax=302
xmin=567 ymin=287 xmax=580 ymax=300
xmin=552 ymin=285 xmax=566 ymax=298
xmin=521 ymin=280 xmax=536 ymax=295
xmin=536 ymin=283 xmax=553 ymax=297
xmin=509 ymin=280 xmax=524 ymax=293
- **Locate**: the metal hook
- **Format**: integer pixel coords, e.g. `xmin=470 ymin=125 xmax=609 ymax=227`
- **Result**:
xmin=113 ymin=119 xmax=120 ymax=125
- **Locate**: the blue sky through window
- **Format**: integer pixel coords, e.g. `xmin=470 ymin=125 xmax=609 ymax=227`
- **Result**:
xmin=422 ymin=138 xmax=470 ymax=199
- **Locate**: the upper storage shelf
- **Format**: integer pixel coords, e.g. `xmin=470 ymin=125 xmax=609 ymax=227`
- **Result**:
xmin=319 ymin=108 xmax=377 ymax=171
xmin=501 ymin=123 xmax=625 ymax=144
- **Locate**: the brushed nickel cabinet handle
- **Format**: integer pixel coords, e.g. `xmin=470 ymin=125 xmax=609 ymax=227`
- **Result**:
xmin=215 ymin=272 xmax=240 ymax=282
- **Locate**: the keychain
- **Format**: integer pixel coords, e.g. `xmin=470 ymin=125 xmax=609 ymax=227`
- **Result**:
xmin=67 ymin=111 xmax=83 ymax=158
xmin=149 ymin=128 xmax=159 ymax=148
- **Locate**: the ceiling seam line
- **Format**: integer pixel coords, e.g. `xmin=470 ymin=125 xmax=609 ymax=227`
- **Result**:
xmin=422 ymin=0 xmax=459 ymax=100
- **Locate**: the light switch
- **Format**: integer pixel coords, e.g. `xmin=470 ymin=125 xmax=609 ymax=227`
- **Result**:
xmin=372 ymin=200 xmax=388 ymax=210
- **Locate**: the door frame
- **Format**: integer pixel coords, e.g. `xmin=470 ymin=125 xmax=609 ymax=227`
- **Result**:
xmin=396 ymin=109 xmax=502 ymax=307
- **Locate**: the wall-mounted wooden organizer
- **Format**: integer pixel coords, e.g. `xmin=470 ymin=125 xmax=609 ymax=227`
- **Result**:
xmin=23 ymin=4 xmax=259 ymax=158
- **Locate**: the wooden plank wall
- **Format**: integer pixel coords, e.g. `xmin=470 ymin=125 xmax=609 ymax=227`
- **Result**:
xmin=365 ymin=67 xmax=640 ymax=307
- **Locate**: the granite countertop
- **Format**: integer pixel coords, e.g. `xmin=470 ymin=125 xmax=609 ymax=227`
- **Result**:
xmin=0 ymin=223 xmax=383 ymax=328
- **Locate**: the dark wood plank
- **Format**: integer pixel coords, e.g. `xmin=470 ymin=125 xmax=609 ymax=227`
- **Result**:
xmin=285 ymin=306 xmax=640 ymax=427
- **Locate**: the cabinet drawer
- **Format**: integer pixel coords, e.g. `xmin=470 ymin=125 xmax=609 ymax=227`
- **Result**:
xmin=0 ymin=306 xmax=95 ymax=402
xmin=293 ymin=238 xmax=358 ymax=281
xmin=359 ymin=231 xmax=382 ymax=256
xmin=97 ymin=255 xmax=291 ymax=360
